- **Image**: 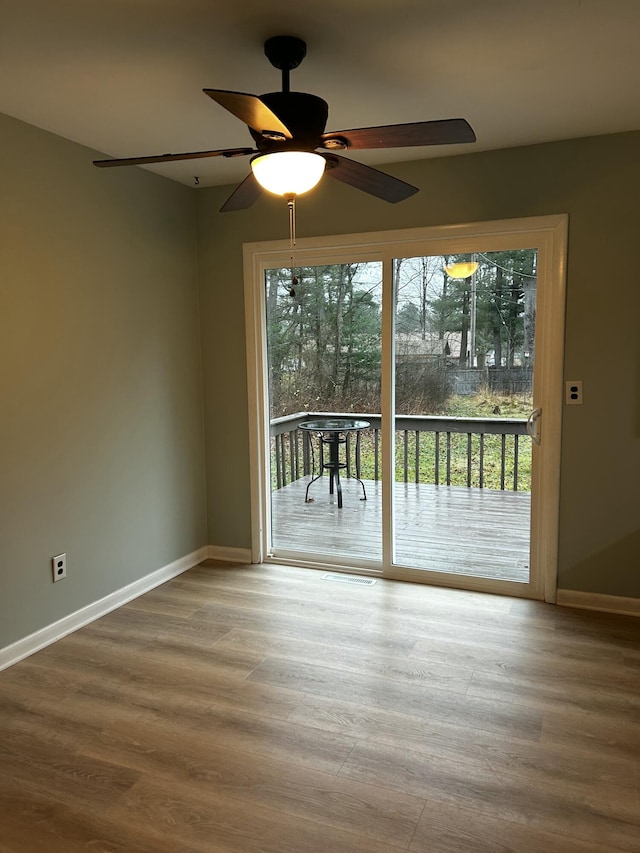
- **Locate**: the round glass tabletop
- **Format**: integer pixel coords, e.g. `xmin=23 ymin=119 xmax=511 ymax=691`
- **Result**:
xmin=299 ymin=419 xmax=370 ymax=432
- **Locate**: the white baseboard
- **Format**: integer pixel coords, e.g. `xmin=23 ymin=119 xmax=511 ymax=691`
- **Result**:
xmin=0 ymin=546 xmax=209 ymax=671
xmin=206 ymin=545 xmax=253 ymax=564
xmin=556 ymin=589 xmax=640 ymax=617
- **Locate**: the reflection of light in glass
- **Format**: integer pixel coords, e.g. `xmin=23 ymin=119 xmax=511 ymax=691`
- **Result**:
xmin=445 ymin=261 xmax=479 ymax=279
xmin=251 ymin=151 xmax=326 ymax=196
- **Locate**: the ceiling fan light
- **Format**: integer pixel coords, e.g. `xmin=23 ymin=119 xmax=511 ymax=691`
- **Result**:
xmin=251 ymin=151 xmax=326 ymax=196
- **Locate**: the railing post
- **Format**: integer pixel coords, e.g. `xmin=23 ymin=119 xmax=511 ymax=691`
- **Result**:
xmin=291 ymin=430 xmax=297 ymax=482
xmin=403 ymin=430 xmax=409 ymax=482
xmin=275 ymin=435 xmax=282 ymax=489
xmin=374 ymin=429 xmax=380 ymax=481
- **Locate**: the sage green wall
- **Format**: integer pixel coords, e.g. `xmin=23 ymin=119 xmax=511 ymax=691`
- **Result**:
xmin=0 ymin=113 xmax=207 ymax=649
xmin=197 ymin=130 xmax=640 ymax=599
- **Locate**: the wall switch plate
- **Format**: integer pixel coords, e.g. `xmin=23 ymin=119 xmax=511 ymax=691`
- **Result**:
xmin=565 ymin=380 xmax=583 ymax=405
xmin=52 ymin=553 xmax=67 ymax=582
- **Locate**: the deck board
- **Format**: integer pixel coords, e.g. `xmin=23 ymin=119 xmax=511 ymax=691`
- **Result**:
xmin=271 ymin=477 xmax=530 ymax=583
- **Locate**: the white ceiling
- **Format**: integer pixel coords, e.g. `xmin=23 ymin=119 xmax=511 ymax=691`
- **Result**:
xmin=2 ymin=0 xmax=639 ymax=188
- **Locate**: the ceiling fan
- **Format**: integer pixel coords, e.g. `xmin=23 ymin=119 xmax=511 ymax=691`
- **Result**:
xmin=94 ymin=35 xmax=476 ymax=212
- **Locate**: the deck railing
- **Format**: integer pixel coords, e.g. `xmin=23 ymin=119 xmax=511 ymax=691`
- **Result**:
xmin=270 ymin=412 xmax=530 ymax=492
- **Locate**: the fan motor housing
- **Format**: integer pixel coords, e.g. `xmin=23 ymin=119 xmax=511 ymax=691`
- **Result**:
xmin=251 ymin=91 xmax=329 ymax=152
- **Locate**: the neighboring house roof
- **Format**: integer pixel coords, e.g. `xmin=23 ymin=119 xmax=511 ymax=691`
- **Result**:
xmin=395 ymin=332 xmax=463 ymax=359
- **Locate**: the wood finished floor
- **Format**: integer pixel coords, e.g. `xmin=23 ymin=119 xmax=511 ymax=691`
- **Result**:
xmin=1 ymin=561 xmax=639 ymax=852
xmin=271 ymin=479 xmax=531 ymax=583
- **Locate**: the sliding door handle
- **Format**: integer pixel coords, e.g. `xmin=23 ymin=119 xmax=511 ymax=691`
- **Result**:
xmin=527 ymin=407 xmax=542 ymax=445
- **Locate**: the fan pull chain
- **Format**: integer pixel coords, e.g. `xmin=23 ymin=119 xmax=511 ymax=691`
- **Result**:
xmin=287 ymin=195 xmax=298 ymax=297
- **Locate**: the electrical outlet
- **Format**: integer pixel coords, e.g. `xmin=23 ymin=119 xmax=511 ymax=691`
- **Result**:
xmin=565 ymin=380 xmax=583 ymax=405
xmin=52 ymin=553 xmax=67 ymax=582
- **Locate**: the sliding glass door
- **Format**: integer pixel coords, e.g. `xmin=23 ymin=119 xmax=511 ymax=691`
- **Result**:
xmin=245 ymin=216 xmax=566 ymax=600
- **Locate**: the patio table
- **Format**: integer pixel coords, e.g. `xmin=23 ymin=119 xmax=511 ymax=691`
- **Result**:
xmin=299 ymin=418 xmax=370 ymax=508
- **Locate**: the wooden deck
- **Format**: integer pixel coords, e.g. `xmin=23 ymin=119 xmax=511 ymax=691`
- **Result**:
xmin=271 ymin=477 xmax=531 ymax=583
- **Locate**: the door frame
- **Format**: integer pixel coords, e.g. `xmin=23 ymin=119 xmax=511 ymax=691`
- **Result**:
xmin=243 ymin=214 xmax=567 ymax=602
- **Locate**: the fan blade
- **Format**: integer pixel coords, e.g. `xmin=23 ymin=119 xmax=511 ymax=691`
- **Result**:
xmin=321 ymin=118 xmax=475 ymax=150
xmin=220 ymin=172 xmax=262 ymax=213
xmin=204 ymin=89 xmax=292 ymax=139
xmin=324 ymin=155 xmax=418 ymax=203
xmin=93 ymin=147 xmax=254 ymax=168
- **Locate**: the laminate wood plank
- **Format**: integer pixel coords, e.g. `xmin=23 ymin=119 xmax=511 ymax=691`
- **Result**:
xmin=248 ymin=657 xmax=544 ymax=742
xmin=286 ymin=692 xmax=539 ymax=755
xmin=127 ymin=577 xmax=377 ymax=623
xmin=213 ymin=627 xmax=474 ymax=695
xmin=541 ymin=707 xmax=640 ymax=764
xmin=32 ymin=630 xmax=263 ymax=689
xmin=195 ymin=600 xmax=419 ymax=655
xmin=409 ymin=799 xmax=630 ymax=853
xmin=11 ymin=649 xmax=357 ymax=777
xmin=122 ymin=586 xmax=206 ymax=618
xmin=0 ymin=654 xmax=127 ymax=701
xmin=180 ymin=582 xmax=374 ymax=626
xmin=286 ymin=692 xmax=636 ymax=791
xmin=0 ymin=727 xmax=140 ymax=815
xmin=0 ymin=787 xmax=207 ymax=853
xmin=510 ymin=597 xmax=640 ymax=636
xmin=105 ymin=775 xmax=407 ymax=853
xmin=73 ymin=623 xmax=262 ymax=678
xmin=0 ymin=687 xmax=156 ymax=753
xmin=552 ymin=614 xmax=640 ymax=649
xmin=18 ymin=642 xmax=300 ymax=725
xmin=83 ymin=716 xmax=426 ymax=848
xmin=106 ymin=700 xmax=359 ymax=777
xmin=409 ymin=636 xmax=630 ymax=684
xmin=339 ymin=738 xmax=640 ymax=851
xmin=467 ymin=668 xmax=640 ymax=718
xmin=85 ymin=606 xmax=235 ymax=650
xmin=374 ymin=607 xmax=547 ymax=647
xmin=402 ymin=613 xmax=625 ymax=664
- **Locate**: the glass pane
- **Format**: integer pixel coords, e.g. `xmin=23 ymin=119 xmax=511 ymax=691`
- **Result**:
xmin=266 ymin=262 xmax=383 ymax=562
xmin=393 ymin=250 xmax=536 ymax=582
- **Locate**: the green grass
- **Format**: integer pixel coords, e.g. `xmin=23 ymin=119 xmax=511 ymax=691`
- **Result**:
xmin=436 ymin=389 xmax=533 ymax=419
